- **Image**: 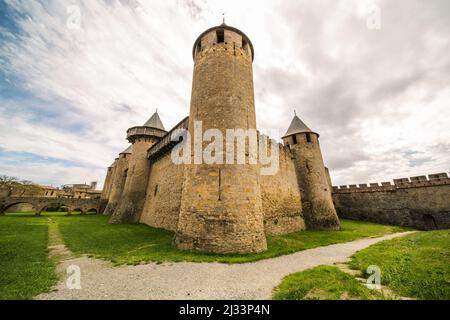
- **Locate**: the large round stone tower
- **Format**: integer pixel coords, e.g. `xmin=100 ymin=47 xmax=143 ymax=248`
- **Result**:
xmin=175 ymin=23 xmax=267 ymax=253
xmin=110 ymin=112 xmax=166 ymax=224
xmin=283 ymin=115 xmax=340 ymax=230
xmin=103 ymin=148 xmax=132 ymax=216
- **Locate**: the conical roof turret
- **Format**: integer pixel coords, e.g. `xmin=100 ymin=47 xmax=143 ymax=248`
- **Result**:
xmin=283 ymin=115 xmax=318 ymax=138
xmin=126 ymin=111 xmax=167 ymax=142
xmin=143 ymin=111 xmax=165 ymax=131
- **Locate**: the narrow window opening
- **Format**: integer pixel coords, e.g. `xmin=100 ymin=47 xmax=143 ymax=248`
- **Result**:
xmin=306 ymin=133 xmax=312 ymax=143
xmin=242 ymin=38 xmax=249 ymax=54
xmin=154 ymin=185 xmax=158 ymax=196
xmin=123 ymin=169 xmax=128 ymax=178
xmin=218 ymin=168 xmax=222 ymax=201
xmin=292 ymin=135 xmax=298 ymax=145
xmin=216 ymin=29 xmax=224 ymax=43
xmin=306 ymin=160 xmax=311 ymax=174
xmin=196 ymin=40 xmax=202 ymax=54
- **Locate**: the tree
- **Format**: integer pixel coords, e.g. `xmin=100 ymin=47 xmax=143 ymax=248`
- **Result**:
xmin=17 ymin=180 xmax=43 ymax=196
xmin=0 ymin=175 xmax=19 ymax=197
xmin=0 ymin=175 xmax=43 ymax=197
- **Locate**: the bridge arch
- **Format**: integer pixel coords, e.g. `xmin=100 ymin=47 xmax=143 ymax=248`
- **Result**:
xmin=72 ymin=208 xmax=85 ymax=214
xmin=422 ymin=214 xmax=437 ymax=230
xmin=1 ymin=201 xmax=37 ymax=215
xmin=1 ymin=197 xmax=101 ymax=216
xmin=39 ymin=202 xmax=70 ymax=215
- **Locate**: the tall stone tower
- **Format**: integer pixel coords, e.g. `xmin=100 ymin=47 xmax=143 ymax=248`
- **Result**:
xmin=103 ymin=147 xmax=132 ymax=215
xmin=175 ymin=23 xmax=267 ymax=253
xmin=283 ymin=115 xmax=340 ymax=230
xmin=110 ymin=112 xmax=166 ymax=224
xmin=99 ymin=159 xmax=117 ymax=213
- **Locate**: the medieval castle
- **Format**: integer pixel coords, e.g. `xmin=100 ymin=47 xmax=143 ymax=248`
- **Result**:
xmin=100 ymin=23 xmax=340 ymax=254
xmin=99 ymin=23 xmax=450 ymax=253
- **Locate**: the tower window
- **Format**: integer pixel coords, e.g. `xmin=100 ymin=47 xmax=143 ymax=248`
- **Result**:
xmin=196 ymin=40 xmax=202 ymax=54
xmin=242 ymin=38 xmax=249 ymax=53
xmin=306 ymin=133 xmax=312 ymax=143
xmin=154 ymin=185 xmax=158 ymax=196
xmin=292 ymin=135 xmax=298 ymax=145
xmin=217 ymin=29 xmax=224 ymax=43
xmin=218 ymin=168 xmax=222 ymax=201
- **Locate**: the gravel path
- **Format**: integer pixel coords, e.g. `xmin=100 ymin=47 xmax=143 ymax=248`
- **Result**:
xmin=35 ymin=232 xmax=414 ymax=300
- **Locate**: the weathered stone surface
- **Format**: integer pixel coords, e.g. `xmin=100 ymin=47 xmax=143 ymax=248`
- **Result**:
xmin=103 ymin=154 xmax=129 ymax=216
xmin=283 ymin=133 xmax=340 ymax=230
xmin=139 ymin=152 xmax=185 ymax=231
xmin=110 ymin=138 xmax=158 ymax=224
xmin=99 ymin=160 xmax=117 ymax=214
xmin=333 ymin=177 xmax=450 ymax=230
xmin=261 ymin=144 xmax=305 ymax=235
xmin=175 ymin=27 xmax=267 ymax=253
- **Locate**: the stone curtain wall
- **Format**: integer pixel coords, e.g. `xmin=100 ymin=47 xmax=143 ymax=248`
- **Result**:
xmin=332 ymin=173 xmax=450 ymax=230
xmin=139 ymin=152 xmax=185 ymax=231
xmin=141 ymin=142 xmax=307 ymax=236
xmin=260 ymin=144 xmax=305 ymax=235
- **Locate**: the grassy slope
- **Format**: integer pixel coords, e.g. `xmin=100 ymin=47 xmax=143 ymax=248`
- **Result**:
xmin=57 ymin=215 xmax=409 ymax=264
xmin=349 ymin=230 xmax=450 ymax=300
xmin=0 ymin=217 xmax=57 ymax=300
xmin=273 ymin=230 xmax=450 ymax=300
xmin=273 ymin=266 xmax=386 ymax=300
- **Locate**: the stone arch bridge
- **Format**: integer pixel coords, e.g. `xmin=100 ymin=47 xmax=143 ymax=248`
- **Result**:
xmin=0 ymin=197 xmax=101 ymax=215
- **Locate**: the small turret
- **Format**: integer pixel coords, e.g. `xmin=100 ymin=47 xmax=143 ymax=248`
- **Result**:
xmin=110 ymin=111 xmax=167 ymax=224
xmin=99 ymin=159 xmax=118 ymax=213
xmin=283 ymin=114 xmax=340 ymax=230
xmin=103 ymin=146 xmax=133 ymax=215
xmin=126 ymin=112 xmax=166 ymax=143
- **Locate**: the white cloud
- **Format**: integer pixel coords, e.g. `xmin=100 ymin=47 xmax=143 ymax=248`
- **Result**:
xmin=0 ymin=0 xmax=449 ymax=188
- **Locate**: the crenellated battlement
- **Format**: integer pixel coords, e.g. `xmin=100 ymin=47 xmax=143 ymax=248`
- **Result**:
xmin=333 ymin=172 xmax=450 ymax=193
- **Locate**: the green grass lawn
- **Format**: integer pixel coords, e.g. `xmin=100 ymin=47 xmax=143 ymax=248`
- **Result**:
xmin=5 ymin=211 xmax=95 ymax=217
xmin=272 ymin=230 xmax=450 ymax=300
xmin=349 ymin=230 xmax=450 ymax=300
xmin=0 ymin=214 xmax=412 ymax=299
xmin=273 ymin=266 xmax=386 ymax=300
xmin=56 ymin=215 xmax=409 ymax=264
xmin=0 ymin=217 xmax=57 ymax=300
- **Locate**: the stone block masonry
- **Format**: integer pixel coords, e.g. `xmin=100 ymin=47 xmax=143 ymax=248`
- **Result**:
xmin=333 ymin=173 xmax=450 ymax=230
xmin=260 ymin=143 xmax=305 ymax=235
xmin=139 ymin=152 xmax=185 ymax=231
xmin=103 ymin=153 xmax=130 ymax=216
xmin=175 ymin=25 xmax=267 ymax=254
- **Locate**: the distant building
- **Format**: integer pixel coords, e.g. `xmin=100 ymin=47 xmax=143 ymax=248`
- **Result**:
xmin=42 ymin=182 xmax=101 ymax=199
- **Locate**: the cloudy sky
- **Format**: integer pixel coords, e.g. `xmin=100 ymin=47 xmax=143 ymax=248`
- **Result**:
xmin=0 ymin=0 xmax=449 ymax=188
